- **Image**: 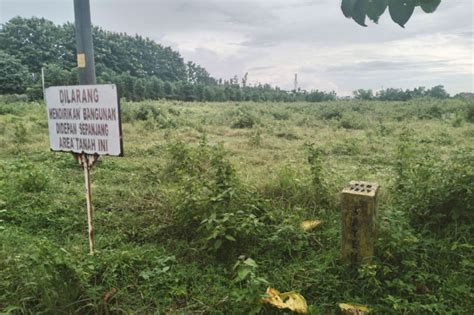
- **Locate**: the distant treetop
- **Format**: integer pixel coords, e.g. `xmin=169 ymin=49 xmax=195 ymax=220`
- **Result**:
xmin=341 ymin=0 xmax=441 ymax=27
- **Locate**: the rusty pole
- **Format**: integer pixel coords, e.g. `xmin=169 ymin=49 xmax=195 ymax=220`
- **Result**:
xmin=74 ymin=0 xmax=97 ymax=254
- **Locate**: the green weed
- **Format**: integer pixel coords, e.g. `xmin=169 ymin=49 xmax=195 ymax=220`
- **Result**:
xmin=0 ymin=99 xmax=472 ymax=313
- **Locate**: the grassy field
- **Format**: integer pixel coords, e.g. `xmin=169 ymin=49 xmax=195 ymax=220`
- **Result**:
xmin=1 ymin=98 xmax=473 ymax=314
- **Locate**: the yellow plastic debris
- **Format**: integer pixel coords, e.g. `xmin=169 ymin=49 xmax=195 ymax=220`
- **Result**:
xmin=300 ymin=220 xmax=322 ymax=231
xmin=338 ymin=303 xmax=370 ymax=314
xmin=261 ymin=287 xmax=308 ymax=314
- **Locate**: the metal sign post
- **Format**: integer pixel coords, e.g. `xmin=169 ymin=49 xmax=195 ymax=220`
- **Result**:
xmin=44 ymin=1 xmax=123 ymax=256
xmin=74 ymin=0 xmax=96 ymax=85
xmin=74 ymin=0 xmax=97 ymax=255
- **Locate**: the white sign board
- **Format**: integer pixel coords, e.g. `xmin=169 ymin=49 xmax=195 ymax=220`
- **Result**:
xmin=45 ymin=84 xmax=123 ymax=156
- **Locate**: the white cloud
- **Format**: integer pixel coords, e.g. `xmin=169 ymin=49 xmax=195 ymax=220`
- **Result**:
xmin=163 ymin=31 xmax=247 ymax=58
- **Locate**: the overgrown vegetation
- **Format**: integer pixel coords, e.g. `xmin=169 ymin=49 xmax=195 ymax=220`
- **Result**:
xmin=1 ymin=98 xmax=473 ymax=313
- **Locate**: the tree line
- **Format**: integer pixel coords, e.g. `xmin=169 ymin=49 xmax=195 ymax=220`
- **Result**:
xmin=353 ymin=86 xmax=450 ymax=101
xmin=0 ymin=17 xmax=453 ymax=103
xmin=0 ymin=17 xmax=338 ymax=103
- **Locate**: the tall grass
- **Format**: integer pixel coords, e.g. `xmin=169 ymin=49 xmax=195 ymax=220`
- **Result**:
xmin=1 ymin=99 xmax=473 ymax=313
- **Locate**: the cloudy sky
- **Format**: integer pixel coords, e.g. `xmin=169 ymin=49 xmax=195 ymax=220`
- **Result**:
xmin=1 ymin=0 xmax=473 ymax=95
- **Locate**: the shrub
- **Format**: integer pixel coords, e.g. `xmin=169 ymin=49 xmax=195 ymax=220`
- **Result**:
xmin=260 ymin=145 xmax=333 ymax=209
xmin=260 ymin=166 xmax=308 ymax=206
xmin=0 ymin=227 xmax=85 ymax=313
xmin=248 ymin=128 xmax=262 ymax=147
xmin=128 ymin=104 xmax=178 ymax=128
xmin=451 ymin=114 xmax=464 ymax=127
xmin=13 ymin=122 xmax=28 ymax=144
xmin=231 ymin=109 xmax=258 ymax=129
xmin=271 ymin=110 xmax=290 ymax=120
xmin=466 ymin=102 xmax=474 ymax=123
xmin=135 ymin=104 xmax=161 ymax=121
xmin=394 ymin=129 xmax=474 ymax=233
xmin=339 ymin=113 xmax=367 ymax=129
xmin=331 ymin=138 xmax=361 ymax=155
xmin=0 ymin=158 xmax=70 ymax=234
xmin=230 ymin=256 xmax=268 ymax=313
xmin=426 ymin=104 xmax=443 ymax=119
xmin=166 ymin=141 xmax=267 ymax=258
xmin=319 ymin=106 xmax=343 ymax=120
xmin=305 ymin=143 xmax=331 ymax=207
xmin=0 ymin=94 xmax=29 ymax=104
xmin=377 ymin=123 xmax=392 ymax=137
xmin=84 ymin=245 xmax=182 ymax=312
xmin=416 ymin=104 xmax=444 ymax=119
xmin=275 ymin=131 xmax=299 ymax=140
xmin=0 ymin=103 xmax=23 ymax=115
xmin=1 ymin=158 xmax=50 ymax=194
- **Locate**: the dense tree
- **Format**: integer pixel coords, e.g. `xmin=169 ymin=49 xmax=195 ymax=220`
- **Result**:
xmin=186 ymin=61 xmax=215 ymax=85
xmin=0 ymin=51 xmax=30 ymax=94
xmin=411 ymin=86 xmax=427 ymax=98
xmin=0 ymin=17 xmax=190 ymax=87
xmin=426 ymin=85 xmax=449 ymax=99
xmin=0 ymin=17 xmax=74 ymax=72
xmin=305 ymin=90 xmax=337 ymax=102
xmin=377 ymin=88 xmax=412 ymax=101
xmin=373 ymin=85 xmax=450 ymax=101
xmin=163 ymin=82 xmax=174 ymax=99
xmin=43 ymin=63 xmax=77 ymax=87
xmin=353 ymin=89 xmax=374 ymax=100
xmin=132 ymin=78 xmax=146 ymax=101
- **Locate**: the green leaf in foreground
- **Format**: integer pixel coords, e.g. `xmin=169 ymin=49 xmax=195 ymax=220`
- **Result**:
xmin=367 ymin=0 xmax=388 ymax=23
xmin=353 ymin=0 xmax=369 ymax=27
xmin=419 ymin=0 xmax=441 ymax=13
xmin=389 ymin=0 xmax=416 ymax=27
xmin=341 ymin=0 xmax=357 ymax=18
